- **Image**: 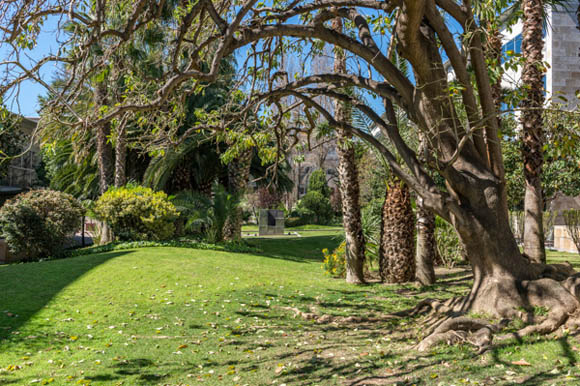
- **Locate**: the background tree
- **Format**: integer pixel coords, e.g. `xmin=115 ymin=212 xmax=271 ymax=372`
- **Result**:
xmin=379 ymin=176 xmax=415 ymax=283
xmin=332 ymin=16 xmax=366 ymax=284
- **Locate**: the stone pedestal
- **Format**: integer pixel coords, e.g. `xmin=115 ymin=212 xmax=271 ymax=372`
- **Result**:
xmin=258 ymin=209 xmax=285 ymax=236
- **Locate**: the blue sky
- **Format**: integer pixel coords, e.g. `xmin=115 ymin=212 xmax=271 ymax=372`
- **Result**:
xmin=1 ymin=16 xmax=63 ymax=117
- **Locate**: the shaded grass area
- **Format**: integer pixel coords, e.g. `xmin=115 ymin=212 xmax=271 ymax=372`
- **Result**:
xmin=0 ymin=239 xmax=580 ymax=385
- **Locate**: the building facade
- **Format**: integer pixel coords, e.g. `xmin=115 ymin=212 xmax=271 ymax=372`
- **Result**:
xmin=0 ymin=116 xmax=41 ymax=193
xmin=502 ymin=1 xmax=580 ymax=110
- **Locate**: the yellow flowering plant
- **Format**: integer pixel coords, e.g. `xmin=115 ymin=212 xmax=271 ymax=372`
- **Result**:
xmin=321 ymin=241 xmax=346 ymax=278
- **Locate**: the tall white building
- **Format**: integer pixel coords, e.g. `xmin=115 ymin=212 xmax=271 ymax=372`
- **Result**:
xmin=501 ymin=1 xmax=580 ymax=110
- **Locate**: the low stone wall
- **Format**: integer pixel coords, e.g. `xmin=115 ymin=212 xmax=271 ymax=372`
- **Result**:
xmin=553 ymin=225 xmax=579 ymax=253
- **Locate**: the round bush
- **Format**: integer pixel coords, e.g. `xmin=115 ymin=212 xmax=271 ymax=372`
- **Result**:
xmin=297 ymin=191 xmax=333 ymax=225
xmin=0 ymin=189 xmax=84 ymax=260
xmin=93 ymin=185 xmax=178 ymax=241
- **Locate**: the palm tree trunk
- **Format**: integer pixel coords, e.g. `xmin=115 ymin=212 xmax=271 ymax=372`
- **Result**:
xmin=416 ymin=196 xmax=436 ymax=285
xmin=333 ymin=16 xmax=366 ymax=284
xmin=521 ymin=0 xmax=546 ymax=263
xmin=379 ymin=176 xmax=415 ymax=283
xmin=223 ymin=149 xmax=252 ymax=241
xmin=485 ymin=24 xmax=504 ymax=124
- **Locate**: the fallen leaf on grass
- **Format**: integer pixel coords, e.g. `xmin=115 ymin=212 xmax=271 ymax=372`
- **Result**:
xmin=511 ymin=359 xmax=531 ymax=366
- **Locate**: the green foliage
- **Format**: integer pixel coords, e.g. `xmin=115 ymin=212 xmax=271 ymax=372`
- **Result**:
xmin=435 ymin=217 xmax=465 ymax=267
xmin=285 ymin=216 xmax=306 ymax=227
xmin=0 ymin=109 xmax=26 ymax=179
xmin=502 ymin=112 xmax=580 ymax=210
xmin=321 ymin=241 xmax=346 ymax=277
xmin=296 ymin=191 xmax=333 ymax=225
xmin=93 ymin=184 xmax=178 ymax=241
xmin=172 ymin=184 xmax=240 ymax=243
xmin=308 ymin=169 xmax=331 ymax=198
xmin=0 ymin=189 xmax=84 ymax=260
xmin=361 ymin=199 xmax=382 ymax=266
xmin=42 ymin=140 xmax=99 ymax=199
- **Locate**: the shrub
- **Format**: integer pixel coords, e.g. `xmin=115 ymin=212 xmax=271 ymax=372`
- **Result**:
xmin=361 ymin=199 xmax=382 ymax=266
xmin=0 ymin=189 xmax=84 ymax=260
xmin=322 ymin=241 xmax=346 ymax=277
xmin=93 ymin=185 xmax=178 ymax=241
xmin=285 ymin=216 xmax=306 ymax=228
xmin=308 ymin=169 xmax=331 ymax=198
xmin=171 ymin=185 xmax=239 ymax=243
xmin=296 ymin=191 xmax=333 ymax=225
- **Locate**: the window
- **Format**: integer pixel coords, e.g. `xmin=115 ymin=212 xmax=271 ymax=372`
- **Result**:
xmin=501 ymin=33 xmax=522 ymax=63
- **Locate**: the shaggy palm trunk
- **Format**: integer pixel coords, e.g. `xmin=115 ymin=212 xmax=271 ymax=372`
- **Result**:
xmin=379 ymin=177 xmax=415 ymax=283
xmin=114 ymin=125 xmax=127 ymax=187
xmin=521 ymin=0 xmax=546 ymax=263
xmin=416 ymin=196 xmax=436 ymax=285
xmin=485 ymin=25 xmax=504 ymax=125
xmin=223 ymin=150 xmax=252 ymax=241
xmin=333 ymin=16 xmax=366 ymax=284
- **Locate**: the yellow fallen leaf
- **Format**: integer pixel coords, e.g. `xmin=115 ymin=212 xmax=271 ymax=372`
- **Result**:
xmin=177 ymin=344 xmax=188 ymax=349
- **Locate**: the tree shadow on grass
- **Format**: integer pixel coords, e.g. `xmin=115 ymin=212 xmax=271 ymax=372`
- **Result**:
xmin=0 ymin=251 xmax=131 ymax=343
xmin=247 ymin=235 xmax=342 ymax=263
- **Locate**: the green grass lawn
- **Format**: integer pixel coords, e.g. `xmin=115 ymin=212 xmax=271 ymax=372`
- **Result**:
xmin=241 ymin=224 xmax=344 ymax=238
xmin=1 ymin=238 xmax=580 ymax=385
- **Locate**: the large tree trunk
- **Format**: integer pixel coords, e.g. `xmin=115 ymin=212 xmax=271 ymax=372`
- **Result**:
xmin=94 ymin=85 xmax=114 ymax=194
xmin=379 ymin=177 xmax=415 ymax=283
xmin=93 ymin=84 xmax=114 ymax=244
xmin=333 ymin=16 xmax=366 ymax=284
xmin=415 ymin=196 xmax=436 ymax=286
xmin=114 ymin=124 xmax=127 ymax=187
xmin=223 ymin=149 xmax=252 ymax=241
xmin=521 ymin=0 xmax=546 ymax=263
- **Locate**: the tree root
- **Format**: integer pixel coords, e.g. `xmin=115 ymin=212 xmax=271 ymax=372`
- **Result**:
xmin=415 ymin=273 xmax=580 ymax=352
xmin=416 ymin=316 xmax=509 ymax=352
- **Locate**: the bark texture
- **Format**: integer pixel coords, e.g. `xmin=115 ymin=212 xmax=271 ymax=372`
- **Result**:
xmin=416 ymin=196 xmax=436 ymax=286
xmin=521 ymin=0 xmax=546 ymax=263
xmin=379 ymin=177 xmax=415 ymax=283
xmin=485 ymin=24 xmax=504 ymax=126
xmin=223 ymin=149 xmax=252 ymax=241
xmin=333 ymin=16 xmax=366 ymax=284
xmin=93 ymin=83 xmax=114 ymax=244
xmin=94 ymin=84 xmax=114 ymax=195
xmin=114 ymin=125 xmax=127 ymax=187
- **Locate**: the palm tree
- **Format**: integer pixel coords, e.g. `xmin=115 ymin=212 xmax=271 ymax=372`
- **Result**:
xmin=223 ymin=149 xmax=253 ymax=241
xmin=520 ymin=0 xmax=547 ymax=263
xmin=173 ymin=185 xmax=240 ymax=243
xmin=379 ymin=175 xmax=415 ymax=283
xmin=332 ymin=16 xmax=366 ymax=284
